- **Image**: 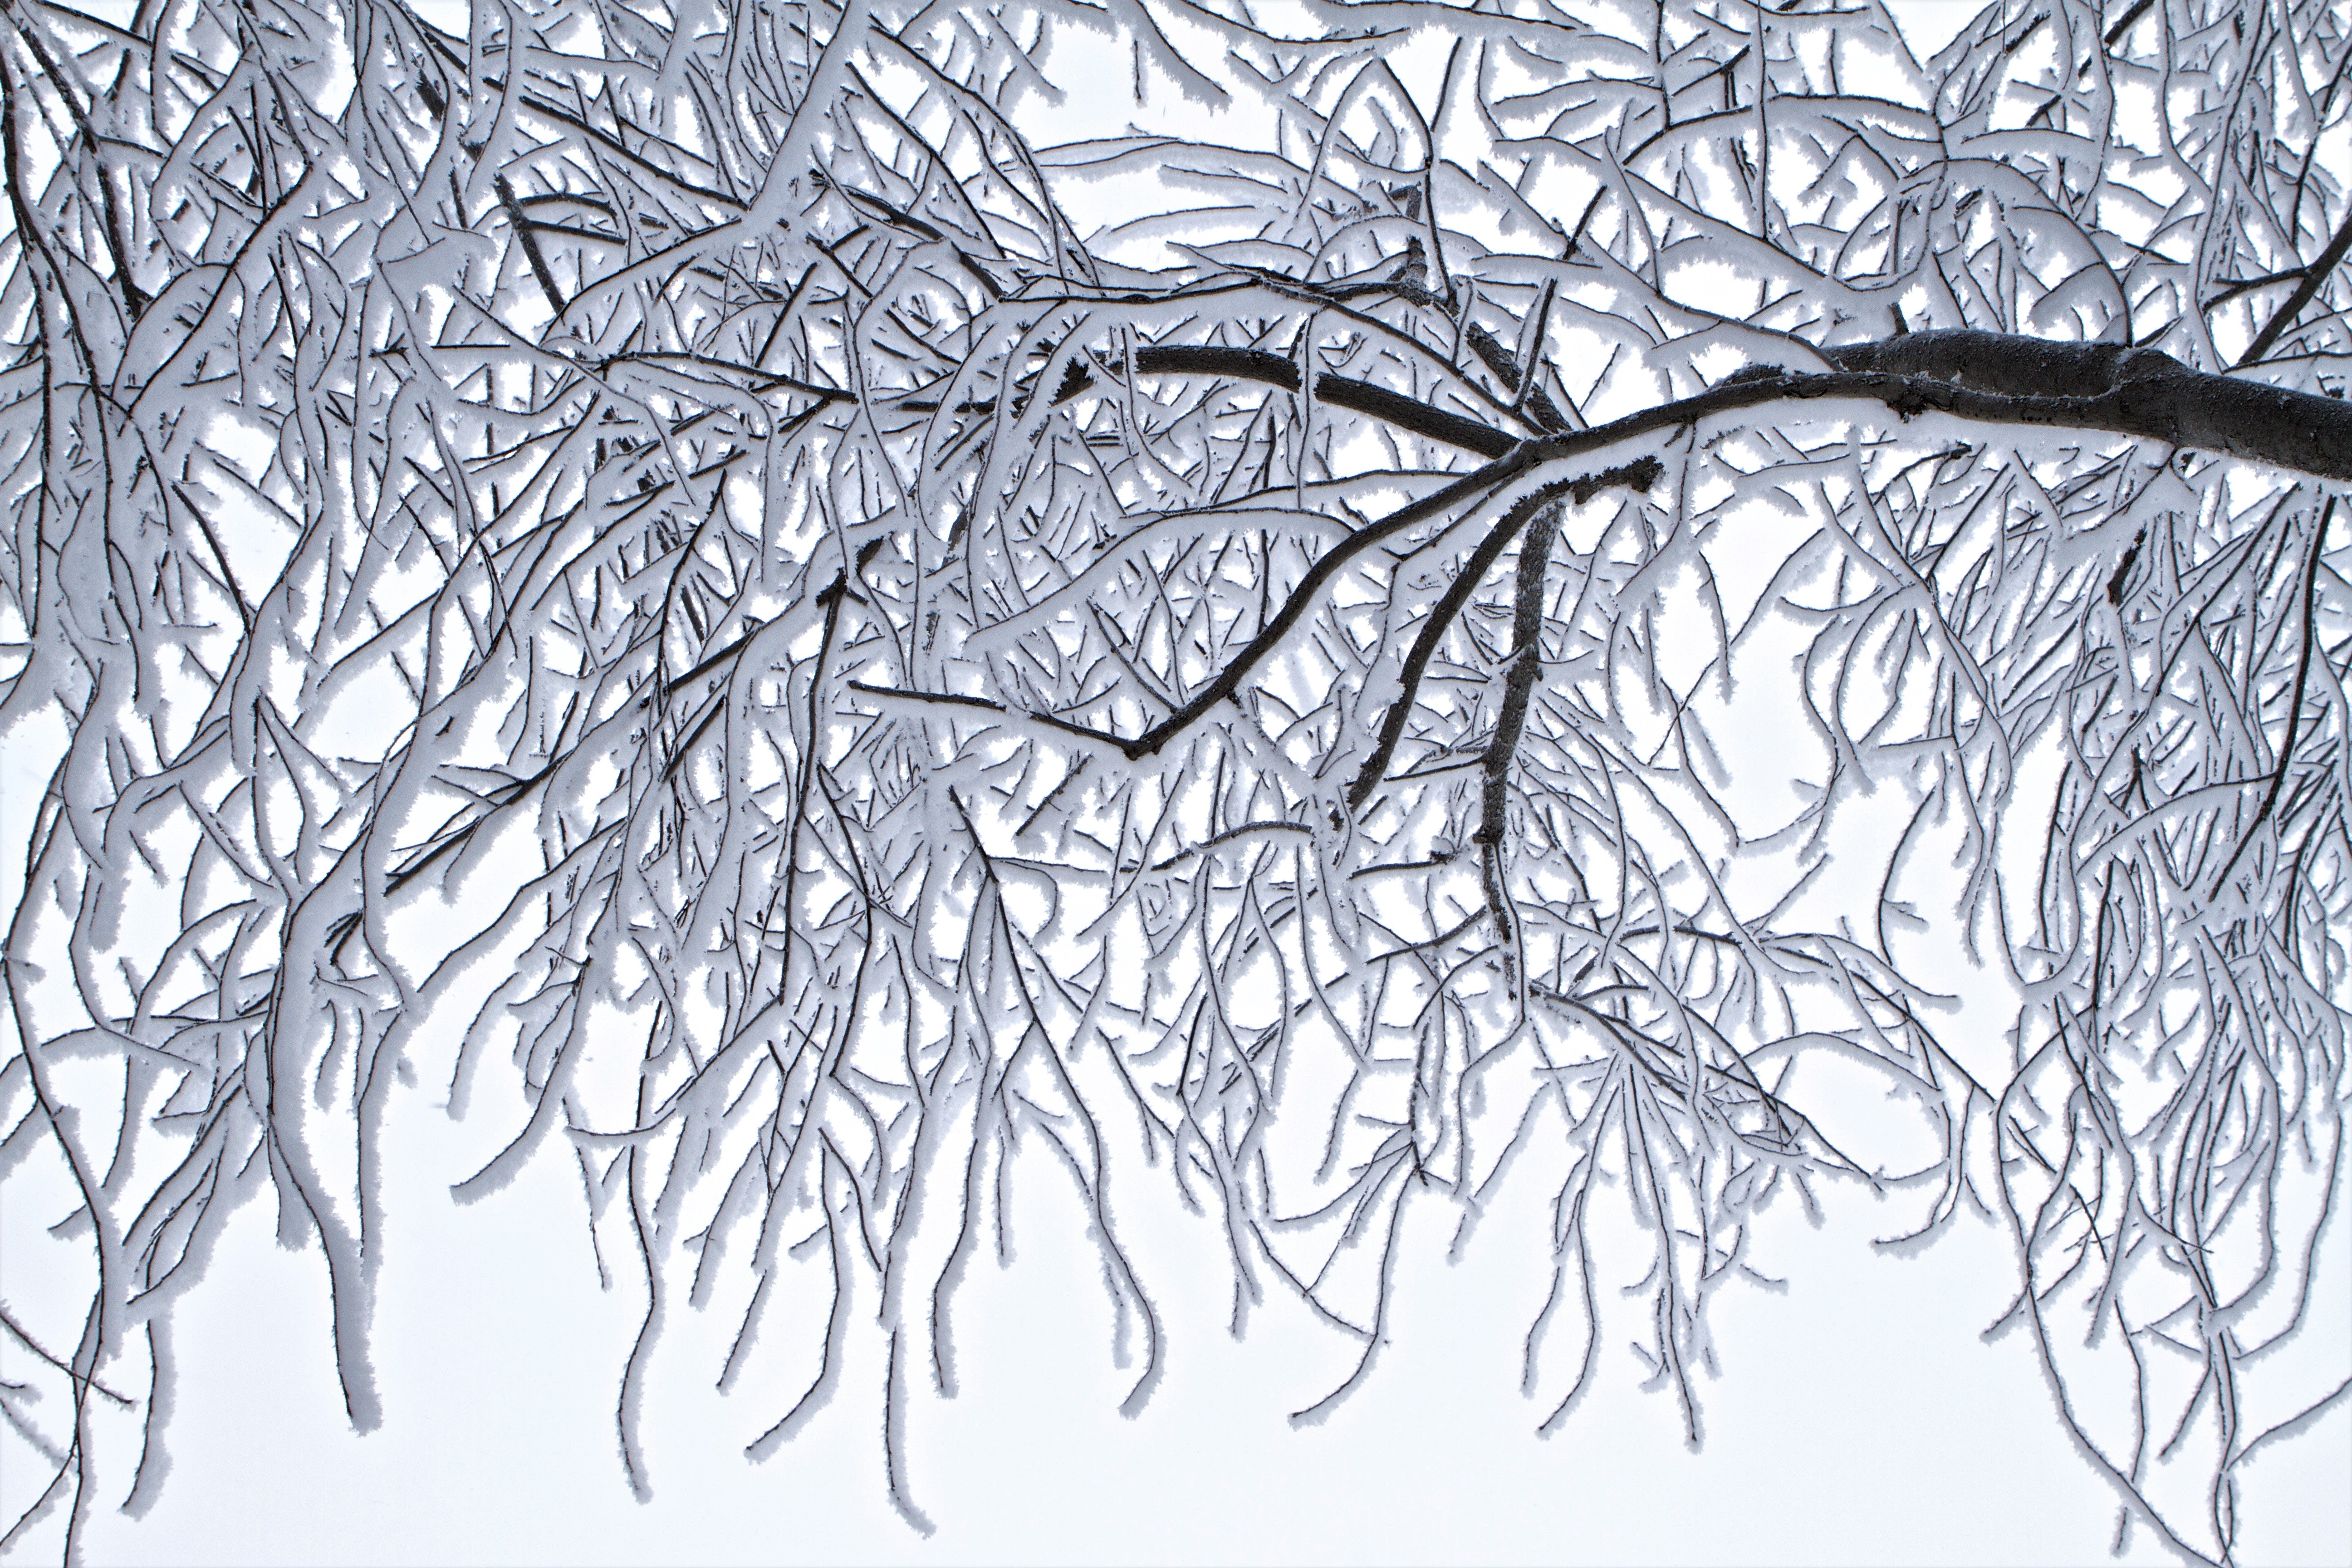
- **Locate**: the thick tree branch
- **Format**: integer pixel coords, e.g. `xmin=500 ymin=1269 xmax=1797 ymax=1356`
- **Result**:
xmin=1479 ymin=495 xmax=1563 ymax=854
xmin=1821 ymin=331 xmax=2352 ymax=478
xmin=1018 ymin=331 xmax=2352 ymax=478
xmin=1475 ymin=492 xmax=1568 ymax=978
xmin=966 ymin=327 xmax=2351 ymax=765
xmin=1034 ymin=345 xmax=1520 ymax=458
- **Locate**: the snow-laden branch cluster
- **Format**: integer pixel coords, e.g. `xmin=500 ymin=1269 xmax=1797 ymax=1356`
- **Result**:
xmin=0 ymin=0 xmax=2346 ymax=1560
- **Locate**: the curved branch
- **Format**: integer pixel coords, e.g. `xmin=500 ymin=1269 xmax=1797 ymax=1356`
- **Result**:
xmin=1051 ymin=331 xmax=2352 ymax=480
xmin=1030 ymin=329 xmax=2352 ymax=762
xmin=2238 ymin=203 xmax=2352 ymax=367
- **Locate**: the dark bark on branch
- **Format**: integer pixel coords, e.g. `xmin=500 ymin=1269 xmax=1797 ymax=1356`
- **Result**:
xmin=922 ymin=331 xmax=2352 ymax=481
xmin=1079 ymin=331 xmax=2352 ymax=478
xmin=1346 ymin=491 xmax=1547 ymax=811
xmin=2236 ymin=204 xmax=2352 ymax=367
xmin=2103 ymin=0 xmax=2156 ymax=46
xmin=7 ymin=20 xmax=146 ymax=317
xmin=847 ymin=455 xmax=1664 ymax=756
xmin=1074 ymin=454 xmax=1664 ymax=760
xmin=895 ymin=323 xmax=2352 ymax=766
xmin=1475 ymin=495 xmax=1567 ymax=979
xmin=1462 ymin=321 xmax=1573 ymax=433
xmin=1822 ymin=331 xmax=2352 ymax=477
xmin=1295 ymin=367 xmax=1521 ymax=458
xmin=1478 ymin=495 xmax=1564 ymax=853
xmin=856 ymin=330 xmax=2351 ymax=774
xmin=903 ymin=347 xmax=1518 ymax=457
xmin=1347 ymin=471 xmax=1654 ymax=810
xmin=1103 ymin=346 xmax=1520 ymax=458
xmin=495 ymin=175 xmax=568 ymax=317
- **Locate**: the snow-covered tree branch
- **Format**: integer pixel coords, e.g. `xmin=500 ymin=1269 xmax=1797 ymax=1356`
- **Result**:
xmin=1 ymin=0 xmax=2346 ymax=1560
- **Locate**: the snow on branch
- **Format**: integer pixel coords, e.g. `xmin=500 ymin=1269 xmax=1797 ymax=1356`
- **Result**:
xmin=0 ymin=0 xmax=2346 ymax=1560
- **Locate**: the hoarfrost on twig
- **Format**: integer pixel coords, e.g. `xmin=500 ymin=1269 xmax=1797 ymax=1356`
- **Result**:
xmin=0 ymin=0 xmax=2346 ymax=1560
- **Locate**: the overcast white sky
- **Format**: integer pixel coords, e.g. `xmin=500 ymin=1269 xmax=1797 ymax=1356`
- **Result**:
xmin=5 ymin=2 xmax=2348 ymax=1565
xmin=67 ymin=1060 xmax=2350 ymax=1567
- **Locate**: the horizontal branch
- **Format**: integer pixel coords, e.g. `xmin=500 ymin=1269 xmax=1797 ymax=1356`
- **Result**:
xmin=937 ymin=330 xmax=2352 ymax=477
xmin=1126 ymin=346 xmax=1519 ymax=458
xmin=868 ymin=329 xmax=2351 ymax=771
xmin=1188 ymin=329 xmax=2352 ymax=480
xmin=1184 ymin=331 xmax=2352 ymax=744
xmin=1820 ymin=331 xmax=2352 ymax=480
